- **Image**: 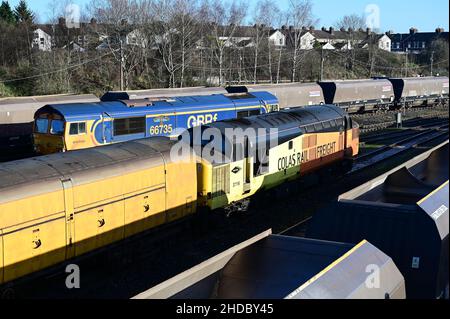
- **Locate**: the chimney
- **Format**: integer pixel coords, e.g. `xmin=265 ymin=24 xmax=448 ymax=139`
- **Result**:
xmin=90 ymin=18 xmax=97 ymax=25
xmin=302 ymin=26 xmax=307 ymax=31
xmin=329 ymin=27 xmax=334 ymax=34
xmin=436 ymin=28 xmax=444 ymax=33
xmin=409 ymin=27 xmax=417 ymax=34
xmin=281 ymin=25 xmax=286 ymax=30
xmin=309 ymin=26 xmax=314 ymax=31
xmin=366 ymin=27 xmax=371 ymax=35
xmin=289 ymin=25 xmax=294 ymax=31
xmin=321 ymin=26 xmax=326 ymax=31
xmin=348 ymin=27 xmax=353 ymax=33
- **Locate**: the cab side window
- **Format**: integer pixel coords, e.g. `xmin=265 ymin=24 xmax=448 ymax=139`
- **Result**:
xmin=69 ymin=122 xmax=87 ymax=135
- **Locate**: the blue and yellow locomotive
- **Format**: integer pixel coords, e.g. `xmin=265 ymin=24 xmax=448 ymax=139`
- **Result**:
xmin=33 ymin=91 xmax=278 ymax=154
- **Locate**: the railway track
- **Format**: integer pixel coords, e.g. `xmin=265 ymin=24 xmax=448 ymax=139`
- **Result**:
xmin=353 ymin=123 xmax=449 ymax=173
xmin=355 ymin=105 xmax=449 ymax=134
xmin=1 ymin=118 xmax=449 ymax=299
xmin=360 ymin=119 xmax=448 ymax=145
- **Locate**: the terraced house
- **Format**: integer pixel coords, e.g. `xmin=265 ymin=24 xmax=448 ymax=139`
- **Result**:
xmin=389 ymin=27 xmax=449 ymax=54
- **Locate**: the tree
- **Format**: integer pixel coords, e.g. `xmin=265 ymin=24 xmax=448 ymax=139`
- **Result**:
xmin=151 ymin=0 xmax=181 ymax=88
xmin=0 ymin=1 xmax=15 ymax=24
xmin=334 ymin=14 xmax=366 ymax=31
xmin=285 ymin=0 xmax=317 ymax=82
xmin=428 ymin=39 xmax=449 ymax=75
xmin=14 ymin=0 xmax=34 ymax=24
xmin=204 ymin=0 xmax=248 ymax=85
xmin=89 ymin=0 xmax=151 ymax=90
xmin=252 ymin=0 xmax=281 ymax=83
xmin=335 ymin=14 xmax=367 ymax=73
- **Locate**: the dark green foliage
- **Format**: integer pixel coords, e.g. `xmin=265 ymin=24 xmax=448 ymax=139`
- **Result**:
xmin=13 ymin=0 xmax=34 ymax=24
xmin=0 ymin=1 xmax=15 ymax=25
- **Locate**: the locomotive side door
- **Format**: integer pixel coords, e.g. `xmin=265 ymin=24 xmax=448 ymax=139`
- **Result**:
xmin=101 ymin=112 xmax=113 ymax=144
xmin=343 ymin=116 xmax=352 ymax=152
xmin=243 ymin=137 xmax=251 ymax=194
xmin=62 ymin=179 xmax=75 ymax=259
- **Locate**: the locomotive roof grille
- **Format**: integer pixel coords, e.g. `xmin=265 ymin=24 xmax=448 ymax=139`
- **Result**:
xmin=120 ymin=97 xmax=177 ymax=108
xmin=224 ymin=93 xmax=256 ymax=100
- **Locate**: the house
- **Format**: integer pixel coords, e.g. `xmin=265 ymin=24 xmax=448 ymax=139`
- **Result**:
xmin=281 ymin=26 xmax=391 ymax=52
xmin=125 ymin=29 xmax=147 ymax=48
xmin=359 ymin=34 xmax=392 ymax=52
xmin=310 ymin=27 xmax=367 ymax=47
xmin=299 ymin=31 xmax=315 ymax=50
xmin=376 ymin=34 xmax=392 ymax=52
xmin=32 ymin=28 xmax=52 ymax=51
xmin=62 ymin=41 xmax=86 ymax=52
xmin=389 ymin=28 xmax=449 ymax=54
xmin=268 ymin=29 xmax=286 ymax=48
xmin=320 ymin=42 xmax=335 ymax=50
xmin=281 ymin=26 xmax=315 ymax=50
xmin=96 ymin=28 xmax=147 ymax=50
xmin=216 ymin=26 xmax=255 ymax=48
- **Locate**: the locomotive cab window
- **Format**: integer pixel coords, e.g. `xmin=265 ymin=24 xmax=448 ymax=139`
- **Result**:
xmin=289 ymin=141 xmax=294 ymax=150
xmin=50 ymin=120 xmax=65 ymax=135
xmin=35 ymin=118 xmax=49 ymax=134
xmin=114 ymin=117 xmax=146 ymax=136
xmin=69 ymin=122 xmax=87 ymax=135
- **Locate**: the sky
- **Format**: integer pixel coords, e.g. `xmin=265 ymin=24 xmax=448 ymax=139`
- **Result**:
xmin=8 ymin=0 xmax=450 ymax=33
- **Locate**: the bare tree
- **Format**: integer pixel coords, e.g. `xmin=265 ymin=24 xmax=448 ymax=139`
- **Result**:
xmin=253 ymin=0 xmax=280 ymax=83
xmin=88 ymin=0 xmax=150 ymax=90
xmin=335 ymin=14 xmax=367 ymax=73
xmin=150 ymin=0 xmax=179 ymax=88
xmin=285 ymin=0 xmax=316 ymax=82
xmin=172 ymin=0 xmax=202 ymax=87
xmin=334 ymin=14 xmax=366 ymax=30
xmin=204 ymin=0 xmax=247 ymax=85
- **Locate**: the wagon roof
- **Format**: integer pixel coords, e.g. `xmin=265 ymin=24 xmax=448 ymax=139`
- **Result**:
xmin=0 ymin=137 xmax=175 ymax=194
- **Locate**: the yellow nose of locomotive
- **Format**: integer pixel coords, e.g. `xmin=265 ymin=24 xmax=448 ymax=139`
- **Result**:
xmin=33 ymin=133 xmax=65 ymax=154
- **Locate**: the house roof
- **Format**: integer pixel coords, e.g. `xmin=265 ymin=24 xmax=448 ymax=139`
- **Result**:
xmin=236 ymin=39 xmax=254 ymax=47
xmin=310 ymin=29 xmax=368 ymax=41
xmin=334 ymin=42 xmax=348 ymax=49
xmin=359 ymin=34 xmax=389 ymax=46
xmin=269 ymin=29 xmax=282 ymax=37
xmin=389 ymin=31 xmax=449 ymax=43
